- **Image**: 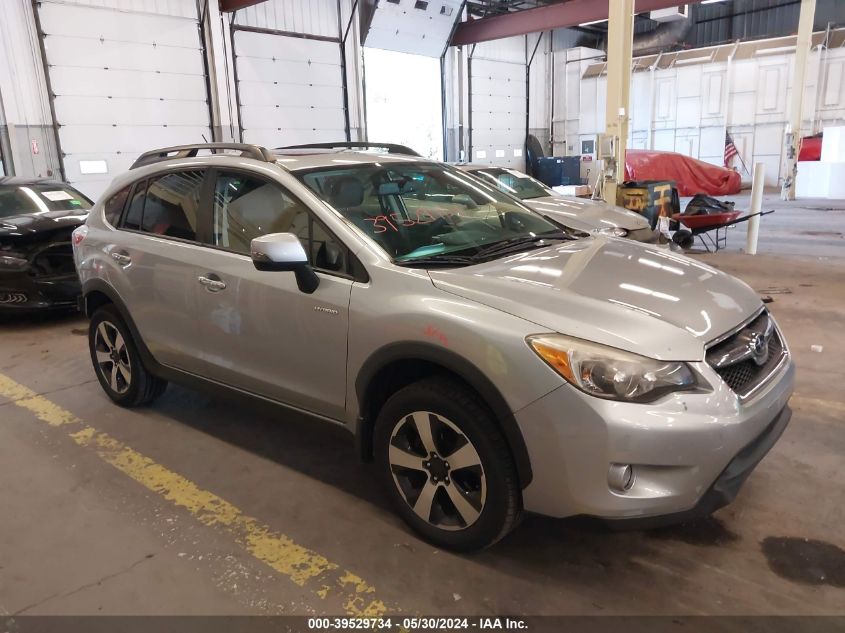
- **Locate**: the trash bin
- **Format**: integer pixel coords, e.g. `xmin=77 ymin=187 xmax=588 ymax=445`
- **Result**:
xmin=617 ymin=180 xmax=680 ymax=229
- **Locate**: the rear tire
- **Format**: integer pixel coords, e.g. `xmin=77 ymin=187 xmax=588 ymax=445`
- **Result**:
xmin=374 ymin=376 xmax=521 ymax=551
xmin=88 ymin=305 xmax=167 ymax=407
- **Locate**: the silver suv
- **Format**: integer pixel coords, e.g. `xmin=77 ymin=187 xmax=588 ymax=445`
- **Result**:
xmin=457 ymin=164 xmax=659 ymax=242
xmin=73 ymin=143 xmax=794 ymax=551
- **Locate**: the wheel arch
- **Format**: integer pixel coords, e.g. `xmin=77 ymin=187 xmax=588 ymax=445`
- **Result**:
xmin=81 ymin=280 xmax=159 ymax=371
xmin=354 ymin=342 xmax=533 ymax=489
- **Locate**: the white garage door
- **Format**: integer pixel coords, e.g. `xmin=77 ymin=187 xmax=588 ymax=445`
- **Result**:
xmin=470 ymin=58 xmax=526 ymax=169
xmin=233 ymin=29 xmax=346 ymax=148
xmin=36 ymin=1 xmax=211 ymax=199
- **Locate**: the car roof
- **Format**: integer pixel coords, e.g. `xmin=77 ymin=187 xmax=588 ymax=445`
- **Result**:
xmin=273 ymin=149 xmax=436 ymax=172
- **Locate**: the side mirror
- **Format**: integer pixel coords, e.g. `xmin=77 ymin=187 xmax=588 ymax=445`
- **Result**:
xmin=250 ymin=233 xmax=320 ymax=294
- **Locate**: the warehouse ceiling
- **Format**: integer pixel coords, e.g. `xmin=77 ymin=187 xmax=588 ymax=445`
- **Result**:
xmin=465 ymin=0 xmax=568 ymax=18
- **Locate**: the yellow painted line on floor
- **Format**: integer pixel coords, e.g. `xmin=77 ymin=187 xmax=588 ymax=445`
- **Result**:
xmin=0 ymin=374 xmax=387 ymax=617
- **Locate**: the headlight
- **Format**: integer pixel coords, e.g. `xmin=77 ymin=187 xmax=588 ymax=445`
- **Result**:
xmin=0 ymin=255 xmax=29 ymax=271
xmin=596 ymin=227 xmax=628 ymax=237
xmin=528 ymin=334 xmax=698 ymax=402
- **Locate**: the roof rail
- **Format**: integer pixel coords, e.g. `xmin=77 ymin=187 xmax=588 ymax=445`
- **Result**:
xmin=276 ymin=142 xmax=421 ymax=157
xmin=130 ymin=143 xmax=276 ymax=170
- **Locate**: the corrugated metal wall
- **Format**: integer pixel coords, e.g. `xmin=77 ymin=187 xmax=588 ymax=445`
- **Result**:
xmin=553 ymin=32 xmax=845 ymax=187
xmin=688 ymin=0 xmax=844 ymax=48
xmin=0 ymin=0 xmax=62 ymax=177
xmin=528 ymin=32 xmax=551 ymax=153
xmin=559 ymin=0 xmax=844 ymax=53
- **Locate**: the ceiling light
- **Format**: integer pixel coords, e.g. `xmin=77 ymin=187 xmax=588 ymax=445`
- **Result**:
xmin=701 ymin=0 xmax=729 ymax=4
xmin=579 ymin=18 xmax=607 ymax=26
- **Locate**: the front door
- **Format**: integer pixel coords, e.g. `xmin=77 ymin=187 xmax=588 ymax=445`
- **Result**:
xmin=192 ymin=169 xmax=353 ymax=420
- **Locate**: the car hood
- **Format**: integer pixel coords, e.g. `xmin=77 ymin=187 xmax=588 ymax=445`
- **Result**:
xmin=523 ymin=196 xmax=649 ymax=232
xmin=0 ymin=210 xmax=88 ymax=237
xmin=428 ymin=237 xmax=761 ymax=361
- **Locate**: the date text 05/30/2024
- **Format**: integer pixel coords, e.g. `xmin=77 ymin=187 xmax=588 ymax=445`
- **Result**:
xmin=306 ymin=617 xmax=529 ymax=630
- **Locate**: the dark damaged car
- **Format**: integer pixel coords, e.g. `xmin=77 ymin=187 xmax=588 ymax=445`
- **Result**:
xmin=0 ymin=178 xmax=92 ymax=311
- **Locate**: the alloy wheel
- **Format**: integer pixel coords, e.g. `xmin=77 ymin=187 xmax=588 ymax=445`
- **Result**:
xmin=93 ymin=321 xmax=132 ymax=394
xmin=388 ymin=411 xmax=487 ymax=531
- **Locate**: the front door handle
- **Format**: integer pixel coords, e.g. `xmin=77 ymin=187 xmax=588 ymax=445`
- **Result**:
xmin=198 ymin=275 xmax=227 ymax=292
xmin=111 ymin=251 xmax=131 ymax=266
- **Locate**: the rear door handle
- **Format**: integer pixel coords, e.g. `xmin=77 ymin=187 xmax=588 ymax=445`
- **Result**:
xmin=198 ymin=275 xmax=227 ymax=292
xmin=111 ymin=251 xmax=131 ymax=266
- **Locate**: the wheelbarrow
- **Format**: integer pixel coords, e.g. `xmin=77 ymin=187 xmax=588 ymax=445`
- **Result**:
xmin=671 ymin=210 xmax=774 ymax=252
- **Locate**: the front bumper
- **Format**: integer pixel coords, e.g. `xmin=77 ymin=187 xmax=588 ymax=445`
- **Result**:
xmin=0 ymin=271 xmax=81 ymax=311
xmin=515 ymin=355 xmax=794 ymax=521
xmin=606 ymin=404 xmax=791 ymax=529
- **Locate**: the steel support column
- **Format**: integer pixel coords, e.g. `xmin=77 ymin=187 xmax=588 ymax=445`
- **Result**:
xmin=781 ymin=0 xmax=817 ymax=201
xmin=601 ymin=0 xmax=634 ymax=205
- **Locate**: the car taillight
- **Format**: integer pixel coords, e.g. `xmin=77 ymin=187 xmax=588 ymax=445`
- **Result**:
xmin=72 ymin=225 xmax=88 ymax=246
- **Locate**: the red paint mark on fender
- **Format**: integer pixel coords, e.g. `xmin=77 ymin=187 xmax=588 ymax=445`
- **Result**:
xmin=424 ymin=325 xmax=449 ymax=347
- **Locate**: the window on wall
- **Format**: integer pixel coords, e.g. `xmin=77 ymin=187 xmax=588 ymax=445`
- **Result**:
xmin=363 ymin=47 xmax=444 ymax=160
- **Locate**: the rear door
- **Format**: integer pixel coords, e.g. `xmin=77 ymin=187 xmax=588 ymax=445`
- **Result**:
xmin=192 ymin=169 xmax=354 ymax=420
xmin=106 ymin=170 xmax=208 ymax=372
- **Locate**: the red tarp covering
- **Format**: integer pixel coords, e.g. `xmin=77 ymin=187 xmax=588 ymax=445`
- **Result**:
xmin=798 ymin=135 xmax=822 ymax=161
xmin=624 ymin=150 xmax=742 ymax=196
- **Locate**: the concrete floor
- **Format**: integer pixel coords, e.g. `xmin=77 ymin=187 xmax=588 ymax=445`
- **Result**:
xmin=679 ymin=191 xmax=845 ymax=258
xmin=1 ymin=198 xmax=844 ymax=617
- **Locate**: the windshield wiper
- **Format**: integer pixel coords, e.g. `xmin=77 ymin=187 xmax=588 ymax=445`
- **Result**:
xmin=471 ymin=231 xmax=574 ymax=261
xmin=394 ymin=254 xmax=476 ymax=268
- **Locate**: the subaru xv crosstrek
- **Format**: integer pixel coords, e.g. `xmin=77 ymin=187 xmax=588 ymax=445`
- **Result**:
xmin=73 ymin=143 xmax=794 ymax=551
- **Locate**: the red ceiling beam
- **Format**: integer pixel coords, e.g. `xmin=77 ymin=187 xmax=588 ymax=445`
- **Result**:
xmin=219 ymin=0 xmax=267 ymax=11
xmin=451 ymin=0 xmax=702 ymax=47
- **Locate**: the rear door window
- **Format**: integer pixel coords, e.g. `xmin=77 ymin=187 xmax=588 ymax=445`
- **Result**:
xmin=103 ymin=186 xmax=131 ymax=227
xmin=122 ymin=181 xmax=147 ymax=231
xmin=119 ymin=171 xmax=205 ymax=241
xmin=140 ymin=172 xmax=205 ymax=240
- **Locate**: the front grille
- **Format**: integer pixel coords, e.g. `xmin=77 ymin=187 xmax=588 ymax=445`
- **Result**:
xmin=706 ymin=311 xmax=787 ymax=399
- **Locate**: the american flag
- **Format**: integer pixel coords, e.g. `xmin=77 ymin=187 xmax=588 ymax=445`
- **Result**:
xmin=724 ymin=131 xmax=739 ymax=167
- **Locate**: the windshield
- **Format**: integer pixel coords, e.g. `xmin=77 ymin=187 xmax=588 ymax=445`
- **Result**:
xmin=0 ymin=183 xmax=92 ymax=219
xmin=469 ymin=168 xmax=551 ymax=201
xmin=297 ymin=162 xmax=562 ymax=261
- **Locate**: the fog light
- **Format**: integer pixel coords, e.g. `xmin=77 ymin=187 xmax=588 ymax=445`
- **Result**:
xmin=608 ymin=463 xmax=635 ymax=492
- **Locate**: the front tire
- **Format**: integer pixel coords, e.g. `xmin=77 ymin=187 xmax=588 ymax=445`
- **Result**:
xmin=374 ymin=376 xmax=521 ymax=551
xmin=88 ymin=305 xmax=167 ymax=407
